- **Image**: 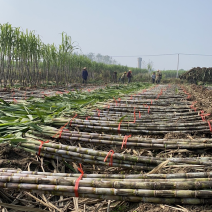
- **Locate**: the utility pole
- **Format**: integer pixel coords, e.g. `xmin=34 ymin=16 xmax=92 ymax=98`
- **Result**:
xmin=137 ymin=57 xmax=142 ymax=69
xmin=176 ymin=54 xmax=179 ymax=78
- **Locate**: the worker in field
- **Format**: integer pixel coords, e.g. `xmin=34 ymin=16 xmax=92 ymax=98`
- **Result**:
xmin=82 ymin=67 xmax=88 ymax=83
xmin=120 ymin=72 xmax=126 ymax=83
xmin=156 ymin=70 xmax=162 ymax=83
xmin=127 ymin=70 xmax=132 ymax=83
xmin=151 ymin=72 xmax=156 ymax=83
xmin=159 ymin=71 xmax=162 ymax=83
xmin=113 ymin=71 xmax=117 ymax=83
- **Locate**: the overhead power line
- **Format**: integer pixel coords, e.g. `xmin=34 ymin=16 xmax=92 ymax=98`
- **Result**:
xmin=111 ymin=53 xmax=212 ymax=57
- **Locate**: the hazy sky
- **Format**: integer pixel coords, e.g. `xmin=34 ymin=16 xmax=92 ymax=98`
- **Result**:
xmin=1 ymin=0 xmax=212 ymax=70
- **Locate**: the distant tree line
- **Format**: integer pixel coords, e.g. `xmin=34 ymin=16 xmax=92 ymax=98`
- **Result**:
xmin=85 ymin=53 xmax=118 ymax=65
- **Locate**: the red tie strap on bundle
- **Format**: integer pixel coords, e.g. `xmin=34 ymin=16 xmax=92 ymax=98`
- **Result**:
xmin=13 ymin=98 xmax=17 ymax=103
xmin=56 ymin=91 xmax=63 ymax=95
xmin=150 ymin=100 xmax=153 ymax=105
xmin=74 ymin=163 xmax=84 ymax=197
xmin=104 ymin=150 xmax=115 ymax=166
xmin=118 ymin=120 xmax=123 ymax=134
xmin=148 ymin=106 xmax=150 ymax=114
xmin=187 ymin=95 xmax=191 ymax=99
xmin=208 ymin=120 xmax=212 ymax=132
xmin=96 ymin=109 xmax=100 ymax=117
xmin=133 ymin=107 xmax=136 ymax=123
xmin=85 ymin=116 xmax=91 ymax=120
xmin=121 ymin=135 xmax=131 ymax=149
xmin=69 ymin=114 xmax=78 ymax=127
xmin=200 ymin=110 xmax=211 ymax=122
xmin=156 ymin=94 xmax=160 ymax=100
xmin=87 ymin=89 xmax=91 ymax=92
xmin=52 ymin=121 xmax=69 ymax=139
xmin=113 ymin=97 xmax=117 ymax=106
xmin=38 ymin=140 xmax=49 ymax=156
xmin=190 ymin=104 xmax=197 ymax=111
xmin=139 ymin=111 xmax=141 ymax=118
xmin=52 ymin=114 xmax=77 ymax=139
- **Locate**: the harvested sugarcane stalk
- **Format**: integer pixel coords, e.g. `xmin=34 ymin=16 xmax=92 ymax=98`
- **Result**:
xmin=29 ymin=126 xmax=212 ymax=149
xmin=0 ymin=169 xmax=212 ymax=204
xmin=2 ymin=169 xmax=212 ymax=180
xmin=9 ymin=136 xmax=212 ymax=170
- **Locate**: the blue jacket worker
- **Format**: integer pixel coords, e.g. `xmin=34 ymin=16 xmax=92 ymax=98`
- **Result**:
xmin=82 ymin=67 xmax=88 ymax=83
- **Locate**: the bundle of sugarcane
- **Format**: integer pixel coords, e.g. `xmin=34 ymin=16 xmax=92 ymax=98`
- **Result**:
xmin=9 ymin=136 xmax=212 ymax=170
xmin=51 ymin=118 xmax=211 ymax=134
xmin=103 ymin=100 xmax=192 ymax=106
xmin=91 ymin=110 xmax=198 ymax=117
xmin=100 ymin=103 xmax=191 ymax=109
xmin=78 ymin=114 xmax=203 ymax=123
xmin=29 ymin=126 xmax=212 ymax=149
xmin=93 ymin=107 xmax=191 ymax=113
xmin=98 ymin=104 xmax=191 ymax=112
xmin=78 ymin=112 xmax=203 ymax=122
xmin=1 ymin=169 xmax=212 ymax=204
xmin=127 ymin=95 xmax=186 ymax=99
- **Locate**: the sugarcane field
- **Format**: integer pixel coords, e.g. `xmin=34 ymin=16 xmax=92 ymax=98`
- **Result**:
xmin=1 ymin=4 xmax=212 ymax=211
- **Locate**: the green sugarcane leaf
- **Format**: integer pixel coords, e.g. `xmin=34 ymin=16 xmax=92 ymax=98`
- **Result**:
xmin=118 ymin=115 xmax=128 ymax=123
xmin=63 ymin=161 xmax=77 ymax=173
xmin=0 ymin=98 xmax=10 ymax=106
xmin=36 ymin=109 xmax=44 ymax=122
xmin=27 ymin=114 xmax=34 ymax=120
xmin=29 ymin=123 xmax=43 ymax=132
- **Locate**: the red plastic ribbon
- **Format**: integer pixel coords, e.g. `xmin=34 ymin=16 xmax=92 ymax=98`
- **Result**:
xmin=118 ymin=120 xmax=123 ymax=134
xmin=96 ymin=109 xmax=100 ymax=117
xmin=38 ymin=140 xmax=49 ymax=156
xmin=113 ymin=97 xmax=117 ymax=106
xmin=52 ymin=121 xmax=69 ymax=139
xmin=133 ymin=107 xmax=136 ymax=123
xmin=69 ymin=114 xmax=78 ymax=127
xmin=74 ymin=163 xmax=84 ymax=197
xmin=121 ymin=135 xmax=131 ymax=149
xmin=200 ymin=110 xmax=211 ymax=122
xmin=118 ymin=98 xmax=121 ymax=102
xmin=13 ymin=98 xmax=17 ymax=103
xmin=85 ymin=116 xmax=91 ymax=120
xmin=150 ymin=100 xmax=153 ymax=105
xmin=104 ymin=150 xmax=115 ymax=166
xmin=148 ymin=106 xmax=150 ymax=114
xmin=139 ymin=111 xmax=141 ymax=118
xmin=208 ymin=120 xmax=212 ymax=132
xmin=51 ymin=114 xmax=77 ymax=139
